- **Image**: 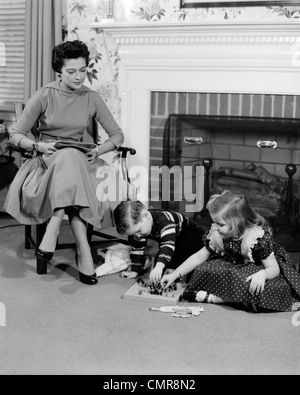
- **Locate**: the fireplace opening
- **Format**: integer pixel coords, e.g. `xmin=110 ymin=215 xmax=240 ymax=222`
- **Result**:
xmin=161 ymin=113 xmax=300 ymax=252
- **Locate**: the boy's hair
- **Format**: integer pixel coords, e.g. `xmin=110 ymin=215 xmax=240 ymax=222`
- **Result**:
xmin=206 ymin=190 xmax=266 ymax=238
xmin=52 ymin=40 xmax=90 ymax=74
xmin=114 ymin=200 xmax=146 ymax=235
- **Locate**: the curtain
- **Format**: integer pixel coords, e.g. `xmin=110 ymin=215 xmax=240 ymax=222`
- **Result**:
xmin=24 ymin=0 xmax=65 ymax=101
xmin=0 ymin=0 xmax=26 ymax=112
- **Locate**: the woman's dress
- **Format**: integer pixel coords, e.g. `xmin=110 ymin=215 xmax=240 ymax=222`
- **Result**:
xmin=4 ymin=80 xmax=126 ymax=229
xmin=186 ymin=224 xmax=300 ymax=312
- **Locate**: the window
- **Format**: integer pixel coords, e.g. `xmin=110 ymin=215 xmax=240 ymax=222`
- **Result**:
xmin=0 ymin=0 xmax=25 ymax=113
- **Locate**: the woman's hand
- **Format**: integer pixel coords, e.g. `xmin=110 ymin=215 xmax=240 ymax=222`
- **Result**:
xmin=246 ymin=270 xmax=267 ymax=296
xmin=161 ymin=271 xmax=179 ymax=289
xmin=86 ymin=147 xmax=99 ymax=163
xmin=37 ymin=142 xmax=57 ymax=156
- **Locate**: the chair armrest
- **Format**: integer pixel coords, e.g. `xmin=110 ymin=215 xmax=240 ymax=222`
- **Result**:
xmin=116 ymin=147 xmax=136 ymax=184
xmin=8 ymin=144 xmax=135 ymax=161
xmin=117 ymin=146 xmax=136 ymax=157
xmin=6 ymin=143 xmax=33 ymax=159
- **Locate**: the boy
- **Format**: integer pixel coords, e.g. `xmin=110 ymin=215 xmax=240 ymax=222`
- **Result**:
xmin=113 ymin=200 xmax=205 ymax=283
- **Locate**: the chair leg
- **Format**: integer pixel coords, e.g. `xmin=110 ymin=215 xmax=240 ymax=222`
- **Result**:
xmin=25 ymin=225 xmax=32 ymax=249
xmin=87 ymin=223 xmax=93 ymax=244
xmin=36 ymin=223 xmax=48 ymax=275
xmin=37 ymin=254 xmax=48 ymax=275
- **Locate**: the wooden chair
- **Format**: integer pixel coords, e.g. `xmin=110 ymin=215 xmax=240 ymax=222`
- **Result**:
xmin=12 ymin=102 xmax=136 ymax=274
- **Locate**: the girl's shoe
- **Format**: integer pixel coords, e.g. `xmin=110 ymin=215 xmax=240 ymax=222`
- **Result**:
xmin=195 ymin=291 xmax=210 ymax=303
xmin=196 ymin=291 xmax=224 ymax=304
xmin=36 ymin=249 xmax=54 ymax=275
xmin=182 ymin=290 xmax=197 ymax=302
xmin=75 ymin=253 xmax=98 ymax=285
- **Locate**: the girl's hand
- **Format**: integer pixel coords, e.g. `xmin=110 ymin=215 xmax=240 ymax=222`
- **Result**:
xmin=37 ymin=142 xmax=57 ymax=156
xmin=86 ymin=147 xmax=99 ymax=163
xmin=161 ymin=271 xmax=179 ymax=289
xmin=246 ymin=270 xmax=267 ymax=296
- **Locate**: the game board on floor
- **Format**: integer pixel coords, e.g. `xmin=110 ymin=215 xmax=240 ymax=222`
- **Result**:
xmin=122 ymin=276 xmax=186 ymax=305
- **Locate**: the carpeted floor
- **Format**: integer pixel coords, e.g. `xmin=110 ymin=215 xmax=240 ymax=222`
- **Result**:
xmin=0 ymin=212 xmax=300 ymax=376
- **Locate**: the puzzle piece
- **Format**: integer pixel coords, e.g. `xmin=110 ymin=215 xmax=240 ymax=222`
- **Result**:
xmin=122 ymin=276 xmax=186 ymax=305
xmin=150 ymin=305 xmax=204 ymax=316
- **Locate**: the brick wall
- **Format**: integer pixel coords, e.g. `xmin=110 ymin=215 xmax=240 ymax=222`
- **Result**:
xmin=150 ymin=92 xmax=300 ymax=210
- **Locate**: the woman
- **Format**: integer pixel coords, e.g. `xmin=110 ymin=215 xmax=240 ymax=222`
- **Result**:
xmin=5 ymin=40 xmax=125 ymax=285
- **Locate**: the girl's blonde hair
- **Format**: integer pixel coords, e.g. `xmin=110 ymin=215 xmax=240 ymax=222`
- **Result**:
xmin=206 ymin=190 xmax=266 ymax=238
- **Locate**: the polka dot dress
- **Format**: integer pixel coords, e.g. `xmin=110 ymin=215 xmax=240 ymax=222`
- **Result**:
xmin=186 ymin=227 xmax=300 ymax=312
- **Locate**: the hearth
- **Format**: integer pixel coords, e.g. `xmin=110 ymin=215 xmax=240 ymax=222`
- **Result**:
xmin=162 ymin=114 xmax=300 ymax=252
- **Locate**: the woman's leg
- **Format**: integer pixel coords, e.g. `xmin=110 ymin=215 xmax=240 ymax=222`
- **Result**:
xmin=68 ymin=209 xmax=95 ymax=276
xmin=39 ymin=209 xmax=65 ymax=252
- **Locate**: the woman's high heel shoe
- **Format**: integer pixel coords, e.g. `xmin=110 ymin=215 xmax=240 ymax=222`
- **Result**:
xmin=75 ymin=254 xmax=98 ymax=285
xmin=36 ymin=249 xmax=54 ymax=275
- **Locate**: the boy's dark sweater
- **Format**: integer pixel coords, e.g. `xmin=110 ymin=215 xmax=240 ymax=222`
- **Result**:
xmin=130 ymin=209 xmax=200 ymax=274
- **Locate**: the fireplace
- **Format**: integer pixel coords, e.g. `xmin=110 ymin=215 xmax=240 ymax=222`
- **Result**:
xmin=92 ymin=21 xmax=300 ymax=204
xmin=92 ymin=21 xmax=300 ymax=254
xmin=150 ymin=91 xmax=300 ymax=212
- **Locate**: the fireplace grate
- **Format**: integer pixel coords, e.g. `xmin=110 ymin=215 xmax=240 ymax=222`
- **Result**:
xmin=162 ymin=114 xmax=300 ymax=252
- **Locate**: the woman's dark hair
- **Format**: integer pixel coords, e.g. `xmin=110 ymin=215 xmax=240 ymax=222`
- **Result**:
xmin=52 ymin=40 xmax=90 ymax=73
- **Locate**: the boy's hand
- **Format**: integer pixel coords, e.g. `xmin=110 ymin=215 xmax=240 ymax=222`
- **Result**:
xmin=149 ymin=266 xmax=163 ymax=284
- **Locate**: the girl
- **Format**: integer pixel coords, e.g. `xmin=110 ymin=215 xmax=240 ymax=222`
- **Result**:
xmin=161 ymin=190 xmax=300 ymax=312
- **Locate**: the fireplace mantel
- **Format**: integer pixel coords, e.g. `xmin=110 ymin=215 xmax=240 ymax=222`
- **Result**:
xmin=92 ymin=21 xmax=300 ymax=202
xmin=91 ymin=21 xmax=300 ymax=44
